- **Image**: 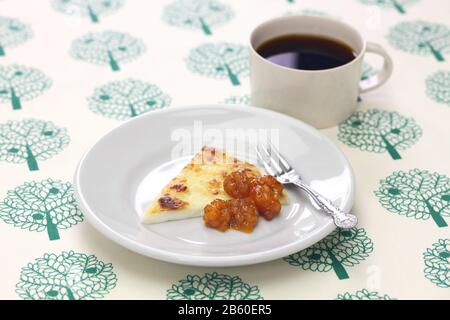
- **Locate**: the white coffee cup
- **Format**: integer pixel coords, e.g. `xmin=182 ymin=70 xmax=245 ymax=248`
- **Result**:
xmin=250 ymin=15 xmax=393 ymax=129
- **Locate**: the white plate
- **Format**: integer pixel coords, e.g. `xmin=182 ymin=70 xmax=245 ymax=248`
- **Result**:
xmin=74 ymin=105 xmax=355 ymax=267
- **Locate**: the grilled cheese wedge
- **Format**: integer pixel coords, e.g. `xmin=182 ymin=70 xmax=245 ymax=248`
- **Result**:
xmin=141 ymin=146 xmax=287 ymax=224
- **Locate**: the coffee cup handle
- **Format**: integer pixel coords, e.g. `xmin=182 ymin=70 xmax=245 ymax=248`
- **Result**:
xmin=360 ymin=42 xmax=393 ymax=93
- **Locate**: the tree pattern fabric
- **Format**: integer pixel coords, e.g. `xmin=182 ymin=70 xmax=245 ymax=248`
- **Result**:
xmin=186 ymin=42 xmax=249 ymax=86
xmin=16 ymin=251 xmax=117 ymax=300
xmin=88 ymin=79 xmax=171 ymax=120
xmin=361 ymin=62 xmax=376 ymax=81
xmin=338 ymin=109 xmax=422 ymax=160
xmin=358 ymin=63 xmax=377 ymax=102
xmin=0 ymin=119 xmax=70 ymax=171
xmin=375 ymin=169 xmax=450 ymax=228
xmin=163 ymin=0 xmax=234 ymax=36
xmin=283 ymin=228 xmax=374 ymax=280
xmin=358 ymin=0 xmax=419 ymax=14
xmin=223 ymin=94 xmax=250 ymax=105
xmin=0 ymin=179 xmax=83 ymax=241
xmin=51 ymin=0 xmax=124 ymax=23
xmin=0 ymin=65 xmax=52 ymax=110
xmin=426 ymin=70 xmax=450 ymax=107
xmin=70 ymin=31 xmax=146 ymax=71
xmin=167 ymin=273 xmax=263 ymax=300
xmin=387 ymin=21 xmax=450 ymax=62
xmin=423 ymin=239 xmax=450 ymax=288
xmin=336 ymin=289 xmax=396 ymax=300
xmin=285 ymin=8 xmax=337 ymax=19
xmin=0 ymin=0 xmax=449 ymax=300
xmin=0 ymin=16 xmax=32 ymax=57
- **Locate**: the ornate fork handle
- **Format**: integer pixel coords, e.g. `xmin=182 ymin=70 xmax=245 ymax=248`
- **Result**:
xmin=292 ymin=180 xmax=358 ymax=229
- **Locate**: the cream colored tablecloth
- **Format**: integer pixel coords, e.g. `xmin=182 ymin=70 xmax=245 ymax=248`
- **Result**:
xmin=1 ymin=0 xmax=449 ymax=300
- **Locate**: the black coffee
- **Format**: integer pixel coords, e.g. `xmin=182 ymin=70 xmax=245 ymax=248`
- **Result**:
xmin=256 ymin=34 xmax=356 ymax=70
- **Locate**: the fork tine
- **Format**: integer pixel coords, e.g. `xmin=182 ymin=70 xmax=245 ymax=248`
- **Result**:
xmin=258 ymin=142 xmax=284 ymax=175
xmin=256 ymin=147 xmax=275 ymax=176
xmin=268 ymin=140 xmax=292 ymax=172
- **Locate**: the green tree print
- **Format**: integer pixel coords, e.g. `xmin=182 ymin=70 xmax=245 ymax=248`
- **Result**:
xmin=70 ymin=31 xmax=146 ymax=71
xmin=223 ymin=94 xmax=250 ymax=105
xmin=361 ymin=62 xmax=376 ymax=81
xmin=186 ymin=42 xmax=249 ymax=86
xmin=163 ymin=0 xmax=234 ymax=36
xmin=387 ymin=21 xmax=450 ymax=62
xmin=16 ymin=251 xmax=117 ymax=300
xmin=423 ymin=239 xmax=450 ymax=288
xmin=0 ymin=65 xmax=52 ymax=110
xmin=426 ymin=70 xmax=450 ymax=106
xmin=167 ymin=272 xmax=263 ymax=300
xmin=285 ymin=9 xmax=337 ymax=19
xmin=88 ymin=79 xmax=171 ymax=120
xmin=283 ymin=227 xmax=374 ymax=280
xmin=0 ymin=179 xmax=83 ymax=240
xmin=375 ymin=169 xmax=450 ymax=228
xmin=0 ymin=118 xmax=70 ymax=171
xmin=358 ymin=62 xmax=376 ymax=102
xmin=359 ymin=0 xmax=419 ymax=14
xmin=52 ymin=0 xmax=124 ymax=23
xmin=338 ymin=109 xmax=422 ymax=160
xmin=0 ymin=16 xmax=32 ymax=57
xmin=336 ymin=289 xmax=396 ymax=300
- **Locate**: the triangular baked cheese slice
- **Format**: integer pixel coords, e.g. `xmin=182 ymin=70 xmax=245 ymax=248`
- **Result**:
xmin=141 ymin=146 xmax=263 ymax=224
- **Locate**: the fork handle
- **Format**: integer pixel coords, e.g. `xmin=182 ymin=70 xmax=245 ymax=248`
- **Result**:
xmin=292 ymin=180 xmax=358 ymax=229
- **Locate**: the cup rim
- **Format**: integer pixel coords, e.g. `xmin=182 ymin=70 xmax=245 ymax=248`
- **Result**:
xmin=249 ymin=15 xmax=366 ymax=73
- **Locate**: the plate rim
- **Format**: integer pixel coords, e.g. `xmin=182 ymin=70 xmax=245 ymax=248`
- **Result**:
xmin=73 ymin=104 xmax=355 ymax=267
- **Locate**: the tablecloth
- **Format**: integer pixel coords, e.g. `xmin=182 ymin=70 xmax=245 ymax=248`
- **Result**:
xmin=0 ymin=0 xmax=449 ymax=300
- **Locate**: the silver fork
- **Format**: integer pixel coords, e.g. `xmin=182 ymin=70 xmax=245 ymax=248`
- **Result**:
xmin=256 ymin=142 xmax=358 ymax=229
